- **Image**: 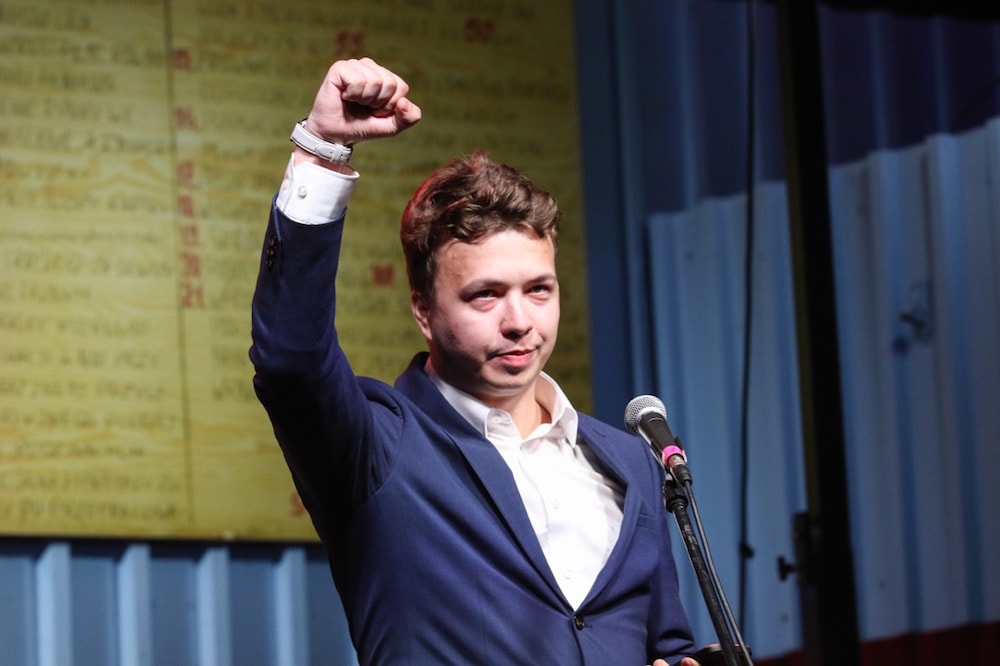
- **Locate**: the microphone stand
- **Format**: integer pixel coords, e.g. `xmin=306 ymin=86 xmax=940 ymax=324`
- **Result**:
xmin=661 ymin=442 xmax=753 ymax=666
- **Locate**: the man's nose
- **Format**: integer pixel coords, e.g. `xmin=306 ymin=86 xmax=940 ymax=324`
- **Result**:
xmin=501 ymin=296 xmax=532 ymax=337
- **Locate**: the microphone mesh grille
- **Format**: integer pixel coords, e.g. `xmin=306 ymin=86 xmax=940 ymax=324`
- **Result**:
xmin=623 ymin=394 xmax=666 ymax=434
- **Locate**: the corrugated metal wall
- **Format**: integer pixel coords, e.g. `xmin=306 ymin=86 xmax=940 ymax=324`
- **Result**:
xmin=648 ymin=182 xmax=803 ymax=658
xmin=0 ymin=540 xmax=356 ymax=665
xmin=644 ymin=119 xmax=1000 ymax=657
xmin=829 ymin=122 xmax=1000 ymax=636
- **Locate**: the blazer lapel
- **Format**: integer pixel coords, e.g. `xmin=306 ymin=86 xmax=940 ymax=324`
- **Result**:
xmin=395 ymin=355 xmax=566 ymax=604
xmin=575 ymin=424 xmax=647 ymax=607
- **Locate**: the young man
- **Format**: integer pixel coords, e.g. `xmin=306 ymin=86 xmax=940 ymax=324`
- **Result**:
xmin=251 ymin=57 xmax=703 ymax=665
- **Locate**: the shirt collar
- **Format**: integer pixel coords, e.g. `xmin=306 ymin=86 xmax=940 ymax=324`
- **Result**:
xmin=425 ymin=362 xmax=579 ymax=448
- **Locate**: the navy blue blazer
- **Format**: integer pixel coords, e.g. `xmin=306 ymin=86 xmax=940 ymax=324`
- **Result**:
xmin=251 ymin=204 xmax=697 ymax=665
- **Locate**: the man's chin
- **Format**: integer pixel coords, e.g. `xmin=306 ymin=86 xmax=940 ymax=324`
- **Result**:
xmin=468 ymin=371 xmax=537 ymax=399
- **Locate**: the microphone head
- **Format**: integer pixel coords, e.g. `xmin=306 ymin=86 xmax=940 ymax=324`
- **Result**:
xmin=623 ymin=394 xmax=667 ymax=434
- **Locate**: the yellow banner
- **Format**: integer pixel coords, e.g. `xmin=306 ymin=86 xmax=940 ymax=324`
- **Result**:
xmin=0 ymin=0 xmax=589 ymax=541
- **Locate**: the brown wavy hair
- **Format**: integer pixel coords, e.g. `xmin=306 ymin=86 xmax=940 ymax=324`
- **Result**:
xmin=400 ymin=150 xmax=560 ymax=302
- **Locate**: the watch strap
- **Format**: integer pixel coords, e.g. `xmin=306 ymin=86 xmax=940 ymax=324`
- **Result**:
xmin=290 ymin=120 xmax=353 ymax=164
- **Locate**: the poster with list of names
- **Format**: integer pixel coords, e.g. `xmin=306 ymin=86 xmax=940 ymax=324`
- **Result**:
xmin=0 ymin=0 xmax=590 ymax=541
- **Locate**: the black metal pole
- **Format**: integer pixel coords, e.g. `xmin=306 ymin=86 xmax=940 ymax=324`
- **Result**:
xmin=663 ymin=481 xmax=746 ymax=666
xmin=774 ymin=1 xmax=862 ymax=664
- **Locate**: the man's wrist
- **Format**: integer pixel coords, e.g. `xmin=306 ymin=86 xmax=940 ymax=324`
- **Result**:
xmin=290 ymin=120 xmax=353 ymax=164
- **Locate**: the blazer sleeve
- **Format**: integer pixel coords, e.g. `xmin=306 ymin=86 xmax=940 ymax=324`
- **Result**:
xmin=249 ymin=202 xmax=404 ymax=536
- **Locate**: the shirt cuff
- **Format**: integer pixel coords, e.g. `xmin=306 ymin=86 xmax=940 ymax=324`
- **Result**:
xmin=276 ymin=153 xmax=359 ymax=224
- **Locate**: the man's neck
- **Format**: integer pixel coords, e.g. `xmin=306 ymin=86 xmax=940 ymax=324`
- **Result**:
xmin=505 ymin=394 xmax=552 ymax=439
xmin=424 ymin=359 xmax=555 ymax=439
xmin=469 ymin=382 xmax=550 ymax=438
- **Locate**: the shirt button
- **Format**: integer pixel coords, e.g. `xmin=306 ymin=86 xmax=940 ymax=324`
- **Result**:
xmin=573 ymin=615 xmax=585 ymax=630
xmin=296 ymin=185 xmax=308 ymax=199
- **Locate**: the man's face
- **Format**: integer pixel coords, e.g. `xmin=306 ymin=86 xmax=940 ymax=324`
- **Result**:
xmin=412 ymin=229 xmax=560 ymax=410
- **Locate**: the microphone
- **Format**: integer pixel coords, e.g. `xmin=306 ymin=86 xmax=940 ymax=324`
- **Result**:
xmin=624 ymin=395 xmax=691 ymax=484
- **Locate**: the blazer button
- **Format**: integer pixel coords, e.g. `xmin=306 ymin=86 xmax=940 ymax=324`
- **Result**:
xmin=573 ymin=615 xmax=585 ymax=630
xmin=265 ymin=234 xmax=278 ymax=269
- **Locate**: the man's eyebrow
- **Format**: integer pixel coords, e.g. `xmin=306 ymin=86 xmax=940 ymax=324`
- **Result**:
xmin=461 ymin=273 xmax=557 ymax=289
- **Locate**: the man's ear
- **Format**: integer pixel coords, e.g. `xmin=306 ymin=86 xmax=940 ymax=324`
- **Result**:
xmin=411 ymin=291 xmax=432 ymax=339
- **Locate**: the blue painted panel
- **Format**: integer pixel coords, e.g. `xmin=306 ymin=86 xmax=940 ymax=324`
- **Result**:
xmin=647 ymin=183 xmax=805 ymax=657
xmin=0 ymin=541 xmax=40 ymax=665
xmin=149 ymin=543 xmax=202 ymax=666
xmin=639 ymin=121 xmax=1000 ymax=658
xmin=230 ymin=548 xmax=278 ymax=665
xmin=69 ymin=545 xmax=119 ymax=665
